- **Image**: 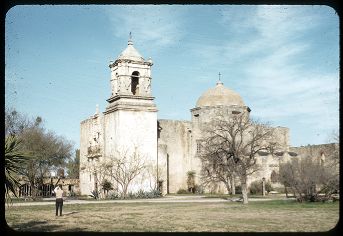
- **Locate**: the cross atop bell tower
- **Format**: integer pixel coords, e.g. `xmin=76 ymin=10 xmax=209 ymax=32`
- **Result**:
xmin=128 ymin=32 xmax=133 ymax=45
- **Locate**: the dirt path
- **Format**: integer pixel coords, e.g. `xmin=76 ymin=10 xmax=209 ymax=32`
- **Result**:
xmin=9 ymin=195 xmax=287 ymax=206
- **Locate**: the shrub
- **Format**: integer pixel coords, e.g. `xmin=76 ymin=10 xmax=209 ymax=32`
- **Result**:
xmin=272 ymin=186 xmax=286 ymax=194
xmin=108 ymin=191 xmax=120 ymax=200
xmin=145 ymin=189 xmax=162 ymax=198
xmin=127 ymin=191 xmax=135 ymax=199
xmin=194 ymin=184 xmax=204 ymax=194
xmin=124 ymin=190 xmax=161 ymax=199
xmin=249 ymin=180 xmax=274 ymax=195
xmin=249 ymin=180 xmax=262 ymax=195
xmin=88 ymin=190 xmax=100 ymax=199
xmin=177 ymin=188 xmax=189 ymax=194
xmin=235 ymin=185 xmax=242 ymax=194
xmin=135 ymin=189 xmax=146 ymax=199
xmin=68 ymin=191 xmax=77 ymax=198
xmin=101 ymin=179 xmax=113 ymax=192
xmin=265 ymin=182 xmax=273 ymax=193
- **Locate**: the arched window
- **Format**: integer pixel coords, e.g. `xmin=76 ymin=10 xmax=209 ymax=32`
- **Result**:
xmin=320 ymin=151 xmax=325 ymax=166
xmin=131 ymin=71 xmax=140 ymax=95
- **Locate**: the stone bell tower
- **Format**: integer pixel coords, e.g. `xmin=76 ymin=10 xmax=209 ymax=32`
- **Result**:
xmin=106 ymin=34 xmax=155 ymax=104
xmin=103 ymin=34 xmax=158 ymax=191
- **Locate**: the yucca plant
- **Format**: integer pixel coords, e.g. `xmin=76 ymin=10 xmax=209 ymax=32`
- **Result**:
xmin=5 ymin=135 xmax=29 ymax=202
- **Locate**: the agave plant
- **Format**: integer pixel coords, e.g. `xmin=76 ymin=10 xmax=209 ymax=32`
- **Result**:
xmin=5 ymin=135 xmax=29 ymax=202
xmin=88 ymin=190 xmax=100 ymax=200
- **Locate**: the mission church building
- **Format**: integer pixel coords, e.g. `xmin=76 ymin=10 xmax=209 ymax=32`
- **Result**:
xmin=80 ymin=37 xmax=304 ymax=196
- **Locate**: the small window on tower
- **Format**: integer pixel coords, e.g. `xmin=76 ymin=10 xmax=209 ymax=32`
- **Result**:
xmin=131 ymin=71 xmax=140 ymax=95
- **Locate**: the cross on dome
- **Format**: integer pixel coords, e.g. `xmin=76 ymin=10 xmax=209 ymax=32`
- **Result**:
xmin=216 ymin=72 xmax=224 ymax=86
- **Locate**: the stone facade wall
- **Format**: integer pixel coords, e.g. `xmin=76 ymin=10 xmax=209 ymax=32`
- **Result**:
xmin=157 ymin=143 xmax=168 ymax=194
xmin=157 ymin=105 xmax=292 ymax=194
xmin=158 ymin=119 xmax=192 ymax=193
xmin=289 ymin=143 xmax=339 ymax=164
xmin=104 ymin=109 xmax=158 ymax=193
xmin=80 ymin=116 xmax=99 ymax=195
xmin=80 ymin=109 xmax=158 ymax=195
xmin=80 ymin=106 xmax=294 ymax=195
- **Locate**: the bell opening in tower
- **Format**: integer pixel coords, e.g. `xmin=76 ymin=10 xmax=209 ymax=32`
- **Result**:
xmin=131 ymin=71 xmax=140 ymax=95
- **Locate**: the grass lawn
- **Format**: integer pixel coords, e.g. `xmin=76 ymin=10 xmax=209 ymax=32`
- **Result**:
xmin=5 ymin=200 xmax=339 ymax=232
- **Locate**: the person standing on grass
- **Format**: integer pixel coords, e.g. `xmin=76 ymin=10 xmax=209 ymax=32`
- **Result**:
xmin=53 ymin=185 xmax=64 ymax=216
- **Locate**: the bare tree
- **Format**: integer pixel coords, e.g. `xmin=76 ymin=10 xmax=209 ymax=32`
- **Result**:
xmin=104 ymin=147 xmax=148 ymax=198
xmin=66 ymin=149 xmax=80 ymax=179
xmin=325 ymin=132 xmax=339 ymax=169
xmin=5 ymin=107 xmax=32 ymax=136
xmin=200 ymin=113 xmax=278 ymax=204
xmin=199 ymin=144 xmax=236 ymax=195
xmin=279 ymin=146 xmax=339 ymax=202
xmin=82 ymin=157 xmax=112 ymax=198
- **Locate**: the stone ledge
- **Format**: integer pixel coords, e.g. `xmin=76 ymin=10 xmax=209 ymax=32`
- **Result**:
xmin=107 ymin=95 xmax=155 ymax=103
xmin=104 ymin=105 xmax=158 ymax=114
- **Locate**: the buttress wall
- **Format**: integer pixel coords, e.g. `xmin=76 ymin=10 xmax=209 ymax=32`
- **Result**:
xmin=158 ymin=119 xmax=192 ymax=193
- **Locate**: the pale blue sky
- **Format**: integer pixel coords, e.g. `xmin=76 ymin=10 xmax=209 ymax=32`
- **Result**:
xmin=5 ymin=5 xmax=339 ymax=150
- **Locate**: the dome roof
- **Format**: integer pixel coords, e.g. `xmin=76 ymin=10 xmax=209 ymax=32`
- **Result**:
xmin=196 ymin=81 xmax=245 ymax=107
xmin=117 ymin=39 xmax=144 ymax=62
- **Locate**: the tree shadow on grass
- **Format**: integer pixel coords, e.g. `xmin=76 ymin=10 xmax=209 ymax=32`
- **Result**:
xmin=8 ymin=220 xmax=85 ymax=232
xmin=63 ymin=211 xmax=79 ymax=216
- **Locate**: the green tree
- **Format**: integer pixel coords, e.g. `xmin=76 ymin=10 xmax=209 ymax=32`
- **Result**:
xmin=101 ymin=179 xmax=113 ymax=198
xmin=5 ymin=135 xmax=29 ymax=202
xmin=5 ymin=108 xmax=74 ymax=200
xmin=20 ymin=125 xmax=73 ymax=199
xmin=67 ymin=149 xmax=80 ymax=178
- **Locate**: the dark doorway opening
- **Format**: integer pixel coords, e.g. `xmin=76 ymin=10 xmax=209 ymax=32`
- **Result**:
xmin=131 ymin=71 xmax=140 ymax=95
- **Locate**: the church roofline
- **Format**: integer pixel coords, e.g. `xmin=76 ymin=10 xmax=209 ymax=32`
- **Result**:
xmin=190 ymin=104 xmax=251 ymax=111
xmin=158 ymin=118 xmax=192 ymax=124
xmin=290 ymin=142 xmax=339 ymax=149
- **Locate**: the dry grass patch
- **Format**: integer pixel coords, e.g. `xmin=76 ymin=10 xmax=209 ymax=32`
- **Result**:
xmin=5 ymin=200 xmax=339 ymax=232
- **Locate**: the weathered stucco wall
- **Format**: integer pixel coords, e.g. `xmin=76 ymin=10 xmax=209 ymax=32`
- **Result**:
xmin=80 ymin=117 xmax=95 ymax=195
xmin=290 ymin=143 xmax=339 ymax=164
xmin=104 ymin=109 xmax=158 ymax=193
xmin=158 ymin=119 xmax=192 ymax=193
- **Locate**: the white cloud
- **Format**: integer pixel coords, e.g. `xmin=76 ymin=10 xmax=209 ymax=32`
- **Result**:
xmin=254 ymin=5 xmax=320 ymax=40
xmin=103 ymin=5 xmax=338 ymax=145
xmin=213 ymin=6 xmax=339 ymax=145
xmin=105 ymin=5 xmax=186 ymax=51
